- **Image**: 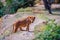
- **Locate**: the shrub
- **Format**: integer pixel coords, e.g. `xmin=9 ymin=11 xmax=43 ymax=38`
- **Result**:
xmin=0 ymin=0 xmax=35 ymax=17
xmin=0 ymin=1 xmax=3 ymax=9
xmin=34 ymin=19 xmax=60 ymax=40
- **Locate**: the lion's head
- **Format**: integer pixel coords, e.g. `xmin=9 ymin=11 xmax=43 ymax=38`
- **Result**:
xmin=27 ymin=16 xmax=35 ymax=23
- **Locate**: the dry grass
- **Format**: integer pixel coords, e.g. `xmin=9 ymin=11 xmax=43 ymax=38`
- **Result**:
xmin=35 ymin=0 xmax=41 ymax=4
xmin=17 ymin=7 xmax=32 ymax=12
xmin=0 ymin=18 xmax=2 ymax=23
xmin=0 ymin=18 xmax=2 ymax=28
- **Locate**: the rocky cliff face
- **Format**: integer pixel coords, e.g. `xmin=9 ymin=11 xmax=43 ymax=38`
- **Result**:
xmin=0 ymin=12 xmax=46 ymax=40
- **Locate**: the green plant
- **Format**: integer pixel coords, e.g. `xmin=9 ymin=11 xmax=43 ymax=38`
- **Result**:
xmin=0 ymin=1 xmax=3 ymax=9
xmin=0 ymin=0 xmax=35 ymax=17
xmin=6 ymin=0 xmax=13 ymax=6
xmin=34 ymin=19 xmax=60 ymax=40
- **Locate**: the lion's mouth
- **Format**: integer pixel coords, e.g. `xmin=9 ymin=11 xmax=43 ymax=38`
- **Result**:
xmin=32 ymin=17 xmax=35 ymax=23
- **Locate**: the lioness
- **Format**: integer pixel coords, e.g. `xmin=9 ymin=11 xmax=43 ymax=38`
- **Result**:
xmin=13 ymin=16 xmax=35 ymax=33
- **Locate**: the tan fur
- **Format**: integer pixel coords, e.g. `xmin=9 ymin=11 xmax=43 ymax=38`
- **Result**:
xmin=13 ymin=16 xmax=35 ymax=33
